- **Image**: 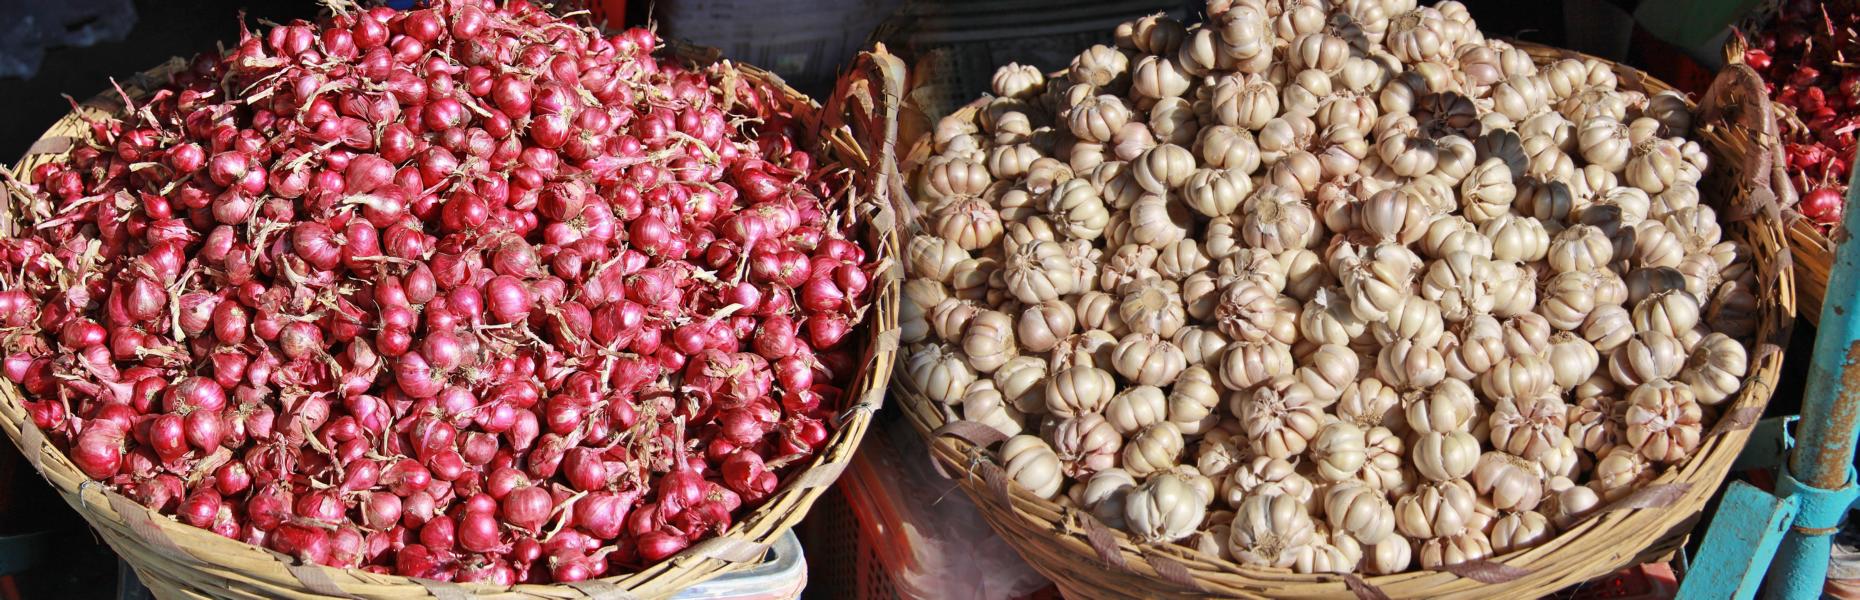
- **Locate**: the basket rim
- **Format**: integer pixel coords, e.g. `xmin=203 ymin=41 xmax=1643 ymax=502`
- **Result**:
xmin=1 ymin=45 xmax=904 ymax=598
xmin=894 ymin=40 xmax=1796 ymax=598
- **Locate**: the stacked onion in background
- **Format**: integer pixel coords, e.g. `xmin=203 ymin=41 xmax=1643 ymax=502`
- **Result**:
xmin=1741 ymin=0 xmax=1858 ymax=226
xmin=1 ymin=0 xmax=876 ymax=585
xmin=901 ymin=0 xmax=1758 ymax=575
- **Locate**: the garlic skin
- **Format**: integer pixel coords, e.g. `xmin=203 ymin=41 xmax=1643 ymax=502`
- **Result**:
xmin=1361 ymin=426 xmax=1410 ymax=493
xmin=961 ymin=310 xmax=1019 ymax=373
xmin=1395 ymin=479 xmax=1478 ymax=539
xmin=1378 ymin=338 xmax=1447 ymax=391
xmin=1446 ymin=315 xmax=1509 ymax=382
xmin=1632 ymin=289 xmax=1702 ymax=342
xmin=1625 ymin=379 xmax=1703 ymax=463
xmin=1420 ymin=531 xmax=1496 ymax=568
xmin=1125 ymin=472 xmax=1209 ymax=544
xmin=1545 ymin=483 xmax=1604 ymax=529
xmin=1018 ymin=300 xmax=1079 ymax=354
xmin=1295 ymin=344 xmax=1359 ymax=403
xmin=1364 ymin=536 xmax=1415 ymax=575
xmin=1068 ymin=92 xmax=1134 ymax=142
xmin=1489 ymin=511 xmax=1553 ymax=555
xmin=1001 ymin=435 xmax=1066 ymax=499
xmin=1075 ymin=291 xmax=1131 ymax=337
xmin=1047 ymin=179 xmax=1111 ymax=241
xmin=924 ymin=157 xmax=995 ymax=203
xmin=1045 ymin=365 xmax=1117 ymax=418
xmin=1050 ymin=329 xmax=1121 ymax=373
xmin=963 ymin=391 xmax=1026 ymax=439
xmin=1421 ymin=215 xmax=1496 ymax=261
xmin=1482 ymin=214 xmax=1551 ymax=264
xmin=1155 ymin=240 xmax=1212 ymax=281
xmin=1582 ymin=304 xmax=1635 ymax=353
xmin=1421 ymin=252 xmax=1498 ymax=322
xmin=1299 ymin=288 xmax=1369 ymax=347
xmin=1609 ymin=330 xmax=1686 ymax=387
xmin=1215 ymin=266 xmax=1304 ymax=327
xmin=1221 ymin=339 xmax=1297 ymax=390
xmin=1195 ymin=422 xmax=1247 ymax=479
xmin=901 ymin=280 xmax=951 ymax=345
xmin=1413 ymin=430 xmax=1481 ymax=482
xmin=1682 ymin=332 xmax=1749 ymax=405
xmin=1461 ymin=157 xmax=1518 ymax=222
xmin=1212 ymin=73 xmax=1282 ymax=130
xmin=1338 ymin=377 xmax=1404 ymax=430
xmin=1292 ymin=536 xmax=1360 ymax=575
xmin=1488 ymin=260 xmax=1541 ymax=317
xmin=903 ymin=0 xmax=1760 ymax=578
xmin=1480 ymin=353 xmax=1557 ymax=401
xmin=1488 ymin=394 xmax=1571 ymax=462
xmin=1231 ymin=494 xmax=1320 ymax=568
xmin=907 ymin=237 xmax=972 ymax=285
xmin=1626 ymin=138 xmax=1683 ymax=194
xmin=1566 ymin=394 xmax=1626 ymax=456
xmin=1591 ymin=446 xmax=1655 ymax=501
xmin=929 ymin=195 xmax=1005 ymax=252
xmin=1337 ymin=242 xmax=1422 ymax=322
xmin=1223 ymin=455 xmax=1316 ymax=508
xmin=1074 ymin=468 xmax=1138 ymax=528
xmin=1049 ymin=414 xmax=1124 ymax=477
xmin=1112 ymin=333 xmax=1189 ymax=386
xmin=1374 ymin=295 xmax=1447 ymax=348
xmin=1312 ymin=421 xmax=1369 ymax=481
xmin=904 ymin=343 xmax=978 ymax=405
xmin=1183 ymin=166 xmax=1255 ymax=219
xmin=1406 ymin=378 xmax=1479 ymax=434
xmin=1243 ymin=184 xmax=1321 ymax=253
xmin=1123 ymin=421 xmax=1187 ymax=477
xmin=1538 ymin=270 xmax=1600 ymax=330
xmin=1004 ymin=240 xmax=1081 ymax=305
xmin=1105 ymin=385 xmax=1169 ymax=436
xmin=1240 ymin=383 xmax=1327 ymax=459
xmin=1326 ymin=481 xmax=1397 ymax=544
xmin=1120 ymin=283 xmax=1188 ymax=338
xmin=1578 ymin=116 xmax=1632 ymax=172
xmin=1472 ymin=451 xmax=1546 ymax=511
xmin=1546 ymin=332 xmax=1602 ymax=390
xmin=992 ymin=63 xmax=1046 ymax=100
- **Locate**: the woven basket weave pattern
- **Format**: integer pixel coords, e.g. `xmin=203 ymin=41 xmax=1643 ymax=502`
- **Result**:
xmin=1 ymin=45 xmax=907 ymax=599
xmin=896 ymin=43 xmax=1795 ymax=599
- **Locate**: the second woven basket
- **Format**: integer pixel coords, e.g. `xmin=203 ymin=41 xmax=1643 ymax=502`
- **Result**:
xmin=896 ymin=45 xmax=1794 ymax=600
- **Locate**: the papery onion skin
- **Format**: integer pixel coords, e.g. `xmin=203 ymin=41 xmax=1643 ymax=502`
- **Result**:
xmin=5 ymin=0 xmax=879 ymax=582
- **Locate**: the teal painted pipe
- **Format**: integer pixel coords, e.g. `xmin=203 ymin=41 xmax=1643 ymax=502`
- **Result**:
xmin=1767 ymin=154 xmax=1860 ymax=599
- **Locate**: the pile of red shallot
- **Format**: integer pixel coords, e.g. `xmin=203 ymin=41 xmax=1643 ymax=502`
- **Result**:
xmin=1744 ymin=0 xmax=1859 ymax=226
xmin=0 ymin=0 xmax=876 ymax=584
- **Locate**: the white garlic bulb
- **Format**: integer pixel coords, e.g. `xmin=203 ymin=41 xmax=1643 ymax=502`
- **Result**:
xmin=1001 ymin=435 xmax=1065 ymax=499
xmin=1326 ymin=481 xmax=1397 ymax=545
xmin=1074 ymin=468 xmax=1138 ymax=528
xmin=1125 ymin=472 xmax=1209 ymax=543
xmin=1231 ymin=494 xmax=1319 ymax=568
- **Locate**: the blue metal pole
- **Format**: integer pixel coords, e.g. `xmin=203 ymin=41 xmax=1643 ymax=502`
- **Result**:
xmin=1766 ymin=154 xmax=1860 ymax=599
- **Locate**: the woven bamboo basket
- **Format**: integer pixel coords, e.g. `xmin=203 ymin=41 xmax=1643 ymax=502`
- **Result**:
xmin=1722 ymin=31 xmax=1826 ymax=323
xmin=895 ymin=43 xmax=1794 ymax=599
xmin=0 ymin=44 xmax=907 ymax=599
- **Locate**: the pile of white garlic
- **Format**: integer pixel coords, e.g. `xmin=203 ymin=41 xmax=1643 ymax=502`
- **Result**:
xmin=899 ymin=0 xmax=1761 ymax=576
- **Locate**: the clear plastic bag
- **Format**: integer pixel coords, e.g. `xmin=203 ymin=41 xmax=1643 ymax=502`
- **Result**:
xmin=855 ymin=416 xmax=1051 ymax=599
